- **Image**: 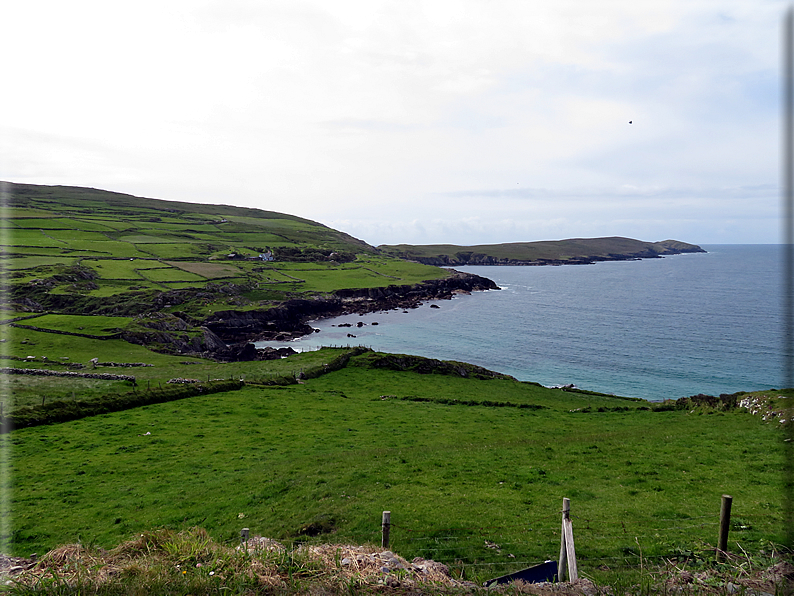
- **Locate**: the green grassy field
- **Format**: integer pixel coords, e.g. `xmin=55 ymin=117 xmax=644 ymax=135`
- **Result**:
xmin=0 ymin=332 xmax=352 ymax=412
xmin=2 ymin=350 xmax=784 ymax=585
xmin=16 ymin=314 xmax=131 ymax=336
xmin=2 ymin=183 xmax=452 ymax=318
xmin=83 ymin=259 xmax=170 ymax=280
xmin=0 ymin=183 xmax=786 ymax=591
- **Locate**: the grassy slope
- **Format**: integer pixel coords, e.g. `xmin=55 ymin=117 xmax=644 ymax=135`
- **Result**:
xmin=3 ymin=349 xmax=784 ymax=583
xmin=380 ymin=237 xmax=704 ymax=263
xmin=0 ymin=327 xmax=345 ymax=409
xmin=1 ymin=183 xmax=449 ymax=316
xmin=0 ymin=183 xmax=784 ymax=588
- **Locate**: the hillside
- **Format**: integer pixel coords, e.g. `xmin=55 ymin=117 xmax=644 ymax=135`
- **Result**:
xmin=379 ymin=237 xmax=705 ymax=266
xmin=1 ymin=184 xmax=707 ymax=361
xmin=5 ymin=182 xmax=374 ymax=254
xmin=0 ymin=346 xmax=786 ymax=589
xmin=0 ymin=183 xmax=785 ymax=591
xmin=0 ymin=183 xmax=496 ymax=358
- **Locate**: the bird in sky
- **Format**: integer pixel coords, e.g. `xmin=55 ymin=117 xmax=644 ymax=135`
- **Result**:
xmin=629 ymin=120 xmax=633 ymax=124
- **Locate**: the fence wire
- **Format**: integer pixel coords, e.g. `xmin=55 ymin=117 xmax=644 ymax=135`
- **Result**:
xmin=320 ymin=507 xmax=782 ymax=577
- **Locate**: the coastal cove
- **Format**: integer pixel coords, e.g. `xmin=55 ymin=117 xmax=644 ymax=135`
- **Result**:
xmin=256 ymin=244 xmax=783 ymax=400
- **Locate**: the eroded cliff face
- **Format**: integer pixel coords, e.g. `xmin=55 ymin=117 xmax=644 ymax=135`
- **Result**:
xmin=201 ymin=271 xmax=498 ymax=345
xmin=120 ymin=312 xmax=229 ymax=356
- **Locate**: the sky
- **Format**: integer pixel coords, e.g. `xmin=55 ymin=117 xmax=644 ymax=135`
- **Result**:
xmin=0 ymin=0 xmax=785 ymax=246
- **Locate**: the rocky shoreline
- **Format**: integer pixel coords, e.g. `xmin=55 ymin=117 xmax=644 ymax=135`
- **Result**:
xmin=203 ymin=270 xmax=497 ymax=348
xmin=119 ymin=270 xmax=499 ymax=361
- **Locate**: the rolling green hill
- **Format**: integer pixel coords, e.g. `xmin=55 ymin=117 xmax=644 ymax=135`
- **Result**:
xmin=1 ymin=183 xmax=377 ymax=267
xmin=1 ymin=347 xmax=786 ymax=588
xmin=0 ymin=183 xmax=784 ymax=592
xmin=0 ymin=183 xmax=464 ymax=354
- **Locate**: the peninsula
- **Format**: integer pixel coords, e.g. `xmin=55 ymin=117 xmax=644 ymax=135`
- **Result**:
xmin=379 ymin=237 xmax=705 ymax=266
xmin=0 ymin=182 xmax=783 ymax=594
xmin=2 ymin=183 xmax=703 ymax=359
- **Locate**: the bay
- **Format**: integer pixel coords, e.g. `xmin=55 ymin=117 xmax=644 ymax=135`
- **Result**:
xmin=256 ymin=245 xmax=784 ymax=400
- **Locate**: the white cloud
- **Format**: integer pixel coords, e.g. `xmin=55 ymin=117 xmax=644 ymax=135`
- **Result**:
xmin=0 ymin=0 xmax=785 ymax=244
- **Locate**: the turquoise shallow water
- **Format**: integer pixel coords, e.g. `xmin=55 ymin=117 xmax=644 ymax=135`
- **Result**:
xmin=256 ymin=245 xmax=783 ymax=400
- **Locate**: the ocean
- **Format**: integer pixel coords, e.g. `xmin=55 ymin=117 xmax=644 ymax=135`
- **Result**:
xmin=255 ymin=245 xmax=784 ymax=400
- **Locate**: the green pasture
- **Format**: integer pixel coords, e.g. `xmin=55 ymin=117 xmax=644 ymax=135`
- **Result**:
xmin=0 ymin=310 xmax=31 ymax=321
xmin=0 ymin=229 xmax=59 ymax=247
xmin=262 ymin=267 xmax=391 ymax=293
xmin=121 ymin=221 xmax=221 ymax=233
xmin=255 ymin=269 xmax=305 ymax=284
xmin=141 ymin=267 xmax=206 ymax=283
xmin=164 ymin=261 xmax=243 ymax=279
xmin=84 ymin=259 xmax=169 ymax=279
xmin=20 ymin=314 xmax=131 ymax=336
xmin=5 ymin=185 xmax=324 ymax=231
xmin=0 ymin=328 xmax=201 ymax=370
xmin=215 ymin=232 xmax=290 ymax=244
xmin=1 ymin=256 xmax=75 ymax=270
xmin=137 ymin=243 xmax=211 ymax=259
xmin=1 ymin=375 xmax=134 ymax=409
xmin=6 ymin=218 xmax=118 ymax=232
xmin=222 ymin=216 xmax=316 ymax=228
xmin=265 ymin=260 xmax=450 ymax=293
xmin=2 ymin=184 xmax=415 ymax=313
xmin=1 ymin=208 xmax=54 ymax=218
xmin=116 ymin=234 xmax=183 ymax=244
xmin=150 ymin=232 xmax=228 ymax=244
xmin=72 ymin=218 xmax=137 ymax=232
xmin=3 ymin=355 xmax=783 ymax=582
xmin=134 ymin=216 xmax=210 ymax=225
xmin=39 ymin=230 xmax=110 ymax=244
xmin=64 ymin=241 xmax=150 ymax=258
xmin=0 ymin=247 xmax=72 ymax=257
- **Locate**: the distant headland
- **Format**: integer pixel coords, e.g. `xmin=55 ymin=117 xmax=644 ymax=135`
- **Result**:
xmin=378 ymin=237 xmax=705 ymax=266
xmin=0 ymin=182 xmax=704 ymax=359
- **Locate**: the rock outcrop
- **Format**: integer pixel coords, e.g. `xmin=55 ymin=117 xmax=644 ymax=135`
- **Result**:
xmin=202 ymin=270 xmax=498 ymax=344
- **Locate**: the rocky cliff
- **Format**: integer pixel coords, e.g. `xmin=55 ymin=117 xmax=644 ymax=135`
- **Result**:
xmin=201 ymin=270 xmax=498 ymax=345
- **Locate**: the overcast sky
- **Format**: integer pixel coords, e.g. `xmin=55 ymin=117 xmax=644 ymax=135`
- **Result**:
xmin=0 ymin=1 xmax=785 ymax=245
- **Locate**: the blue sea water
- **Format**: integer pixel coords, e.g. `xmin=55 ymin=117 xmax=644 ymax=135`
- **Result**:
xmin=256 ymin=245 xmax=784 ymax=400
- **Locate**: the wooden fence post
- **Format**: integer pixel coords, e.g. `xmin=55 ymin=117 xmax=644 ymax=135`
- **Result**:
xmin=717 ymin=494 xmax=733 ymax=562
xmin=382 ymin=511 xmax=391 ymax=549
xmin=558 ymin=498 xmax=578 ymax=582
